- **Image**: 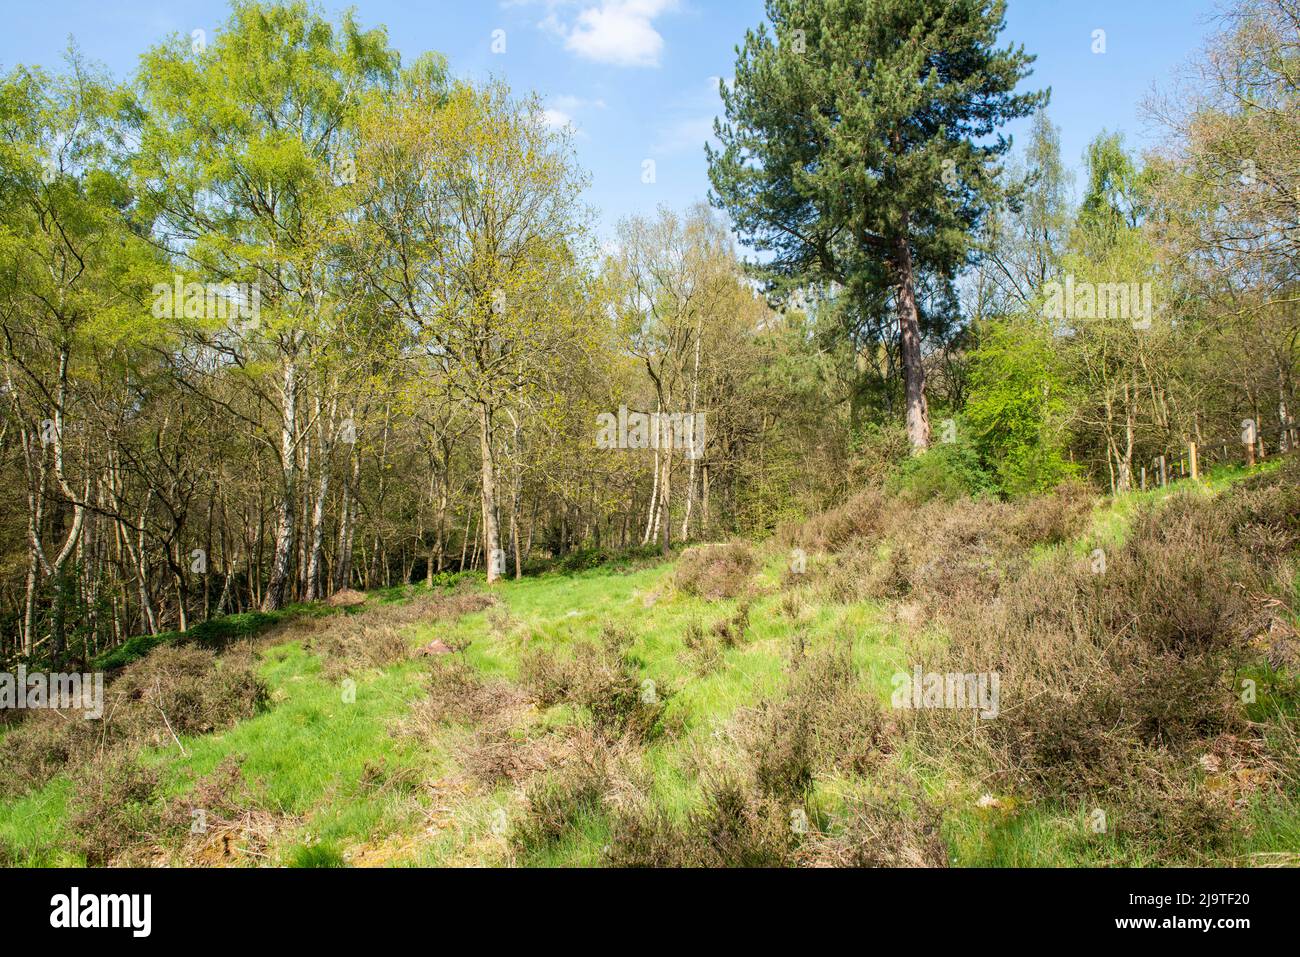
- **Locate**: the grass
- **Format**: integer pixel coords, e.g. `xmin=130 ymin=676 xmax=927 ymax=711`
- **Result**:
xmin=91 ymin=603 xmax=326 ymax=671
xmin=1 ymin=559 xmax=907 ymax=866
xmin=1 ymin=459 xmax=1295 ymax=867
xmin=1082 ymin=458 xmax=1281 ymax=552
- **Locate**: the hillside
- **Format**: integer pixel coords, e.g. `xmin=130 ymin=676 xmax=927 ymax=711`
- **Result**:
xmin=2 ymin=457 xmax=1296 ymax=868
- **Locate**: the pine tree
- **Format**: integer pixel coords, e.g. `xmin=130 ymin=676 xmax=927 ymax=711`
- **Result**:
xmin=708 ymin=0 xmax=1047 ymax=450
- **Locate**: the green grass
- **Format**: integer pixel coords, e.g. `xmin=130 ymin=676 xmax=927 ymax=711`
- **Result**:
xmin=3 ymin=557 xmax=901 ymax=866
xmin=1081 ymin=458 xmax=1280 ymax=552
xmin=91 ymin=603 xmax=327 ymax=671
xmin=1 ymin=459 xmax=1293 ymax=867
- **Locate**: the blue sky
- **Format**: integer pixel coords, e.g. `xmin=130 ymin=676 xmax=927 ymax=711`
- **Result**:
xmin=0 ymin=0 xmax=1225 ymax=239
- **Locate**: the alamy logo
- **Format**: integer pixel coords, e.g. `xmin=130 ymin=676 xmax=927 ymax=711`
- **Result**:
xmin=891 ymin=666 xmax=1000 ymax=719
xmin=1042 ymin=274 xmax=1154 ymax=330
xmin=0 ymin=667 xmax=103 ymax=719
xmin=151 ymin=276 xmax=261 ymax=326
xmin=595 ymin=406 xmax=706 ymax=460
xmin=50 ymin=887 xmax=151 ymax=937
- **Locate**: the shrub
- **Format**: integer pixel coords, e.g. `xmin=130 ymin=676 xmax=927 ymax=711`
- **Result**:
xmin=739 ymin=643 xmax=888 ymax=800
xmin=0 ymin=713 xmax=91 ymax=800
xmin=1097 ymin=495 xmax=1261 ymax=654
xmin=161 ymin=756 xmax=252 ymax=830
xmin=110 ymin=645 xmax=270 ymax=738
xmin=1224 ymin=456 xmax=1300 ymax=564
xmin=0 ymin=645 xmax=267 ymax=801
xmin=518 ymin=635 xmax=667 ymax=742
xmin=1006 ymin=478 xmax=1096 ymax=547
xmin=682 ymin=619 xmax=723 ymax=675
xmin=963 ymin=317 xmax=1076 ymax=495
xmin=518 ymin=647 xmax=574 ymax=708
xmin=606 ymin=776 xmax=795 ymax=868
xmin=460 ymin=726 xmax=552 ymax=787
xmin=886 ymin=439 xmax=995 ymax=505
xmin=846 ymin=421 xmax=912 ymax=488
xmin=511 ymin=747 xmax=611 ymax=853
xmin=710 ymin=601 xmax=751 ymax=647
xmin=566 ymin=644 xmax=667 ymax=741
xmin=308 ymin=586 xmax=497 ymax=678
xmin=785 ymin=488 xmax=888 ymax=551
xmin=92 ymin=608 xmax=298 ymax=671
xmin=688 ymin=776 xmax=795 ymax=867
xmin=674 ymin=542 xmax=757 ymax=600
xmin=415 ymin=658 xmax=524 ymax=727
xmin=1101 ymin=769 xmax=1237 ymax=860
xmin=309 ymin=622 xmax=410 ymax=680
xmin=801 ymin=785 xmax=947 ymax=867
xmin=848 ymin=496 xmax=1018 ymax=610
xmin=67 ymin=754 xmax=165 ymax=867
xmin=910 ymin=487 xmax=1274 ymax=863
xmin=603 ymin=800 xmax=692 ymax=867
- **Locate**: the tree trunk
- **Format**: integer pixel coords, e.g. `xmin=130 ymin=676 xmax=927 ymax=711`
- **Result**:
xmin=680 ymin=326 xmax=703 ymax=540
xmin=304 ymin=464 xmax=329 ymax=601
xmin=46 ymin=344 xmax=89 ymax=666
xmin=1280 ymin=369 xmax=1292 ymax=454
xmin=892 ymin=228 xmax=931 ymax=451
xmin=701 ymin=463 xmax=710 ymax=539
xmin=659 ymin=453 xmax=672 ymax=557
xmin=173 ymin=565 xmax=188 ymax=632
xmin=642 ymin=439 xmax=660 ymax=546
xmin=478 ymin=402 xmax=503 ymax=583
xmin=304 ymin=397 xmax=335 ymax=601
xmin=509 ymin=413 xmax=523 ymax=579
xmin=21 ymin=549 xmax=38 ymax=657
xmin=334 ymin=440 xmax=359 ymax=592
xmin=263 ymin=358 xmax=298 ymax=611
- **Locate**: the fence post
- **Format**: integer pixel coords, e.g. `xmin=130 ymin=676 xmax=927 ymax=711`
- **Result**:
xmin=1141 ymin=465 xmax=1147 ymax=491
xmin=1189 ymin=441 xmax=1199 ymax=480
xmin=1158 ymin=455 xmax=1167 ymax=487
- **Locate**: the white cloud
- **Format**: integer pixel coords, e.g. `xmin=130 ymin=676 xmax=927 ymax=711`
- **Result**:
xmin=543 ymin=108 xmax=578 ymax=131
xmin=552 ymin=94 xmax=608 ymax=112
xmin=541 ymin=94 xmax=607 ymax=136
xmin=532 ymin=0 xmax=679 ymax=68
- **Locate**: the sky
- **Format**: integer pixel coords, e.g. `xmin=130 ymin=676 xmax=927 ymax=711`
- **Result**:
xmin=0 ymin=0 xmax=1227 ymax=241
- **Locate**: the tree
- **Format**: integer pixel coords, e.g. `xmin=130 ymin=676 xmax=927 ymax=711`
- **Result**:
xmin=1054 ymin=133 xmax=1191 ymax=493
xmin=609 ymin=205 xmax=739 ymax=553
xmin=977 ymin=110 xmax=1073 ymax=315
xmin=129 ymin=0 xmax=400 ymax=609
xmin=1146 ymin=0 xmax=1300 ymax=450
xmin=359 ymin=79 xmax=592 ymax=583
xmin=0 ymin=54 xmax=153 ymax=664
xmin=709 ymin=0 xmax=1046 ymax=450
xmin=964 ymin=318 xmax=1075 ymax=494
